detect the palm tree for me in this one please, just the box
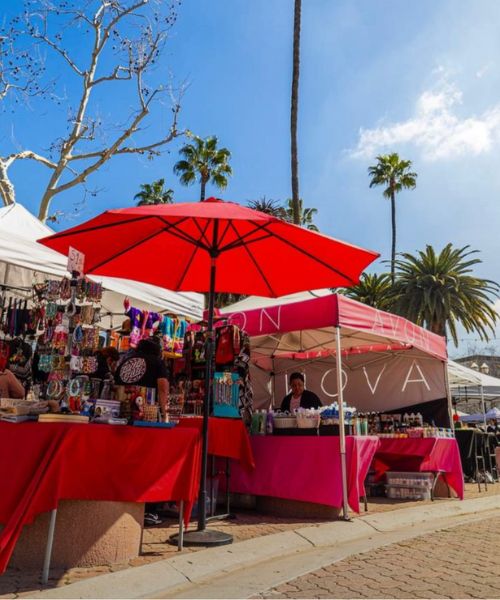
[247,198,287,219]
[285,198,319,231]
[134,179,174,206]
[341,272,394,311]
[173,135,232,201]
[368,153,417,283]
[392,244,499,346]
[290,0,302,225]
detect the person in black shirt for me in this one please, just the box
[94,347,120,380]
[487,419,499,434]
[280,372,322,412]
[115,337,169,420]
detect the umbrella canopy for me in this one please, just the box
[38,198,379,296]
[38,197,379,541]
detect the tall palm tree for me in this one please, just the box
[290,0,302,225]
[134,179,174,206]
[368,153,417,283]
[247,198,287,219]
[285,198,319,231]
[341,272,394,311]
[173,135,232,201]
[392,244,499,346]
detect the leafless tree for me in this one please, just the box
[0,0,185,222]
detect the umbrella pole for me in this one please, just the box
[336,327,350,521]
[170,252,233,547]
[197,258,217,532]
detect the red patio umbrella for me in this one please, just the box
[39,198,379,544]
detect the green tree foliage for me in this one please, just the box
[247,198,287,219]
[285,198,319,231]
[392,244,499,346]
[368,153,417,282]
[246,197,319,230]
[173,135,232,201]
[341,272,394,311]
[134,179,174,206]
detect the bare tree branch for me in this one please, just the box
[31,31,84,77]
[5,151,57,169]
[0,0,184,222]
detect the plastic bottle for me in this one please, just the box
[258,410,267,435]
[266,410,274,435]
[361,415,368,435]
[251,412,260,435]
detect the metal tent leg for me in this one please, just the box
[41,508,58,585]
[177,501,184,551]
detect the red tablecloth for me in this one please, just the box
[372,437,464,499]
[0,422,201,574]
[177,417,255,470]
[229,435,379,513]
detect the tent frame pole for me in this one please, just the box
[443,361,454,432]
[481,385,487,429]
[335,326,350,521]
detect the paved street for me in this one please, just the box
[259,515,500,599]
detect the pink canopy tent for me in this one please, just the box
[221,293,451,518]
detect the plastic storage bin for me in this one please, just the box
[385,471,433,488]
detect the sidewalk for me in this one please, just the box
[2,483,500,599]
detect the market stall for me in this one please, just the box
[230,435,379,513]
[38,197,379,546]
[0,421,202,574]
[222,293,461,515]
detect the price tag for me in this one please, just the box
[67,246,85,275]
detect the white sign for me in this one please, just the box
[67,246,85,275]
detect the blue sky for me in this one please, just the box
[2,0,500,356]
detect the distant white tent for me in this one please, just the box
[448,360,500,401]
[448,360,500,426]
[0,203,204,324]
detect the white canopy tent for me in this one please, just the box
[448,360,500,426]
[0,203,204,325]
[448,360,500,400]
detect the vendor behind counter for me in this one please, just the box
[280,372,322,412]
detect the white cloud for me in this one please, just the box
[476,63,493,79]
[349,80,500,161]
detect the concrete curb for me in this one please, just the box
[32,494,500,599]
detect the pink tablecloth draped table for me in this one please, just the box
[372,437,464,499]
[229,435,380,513]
